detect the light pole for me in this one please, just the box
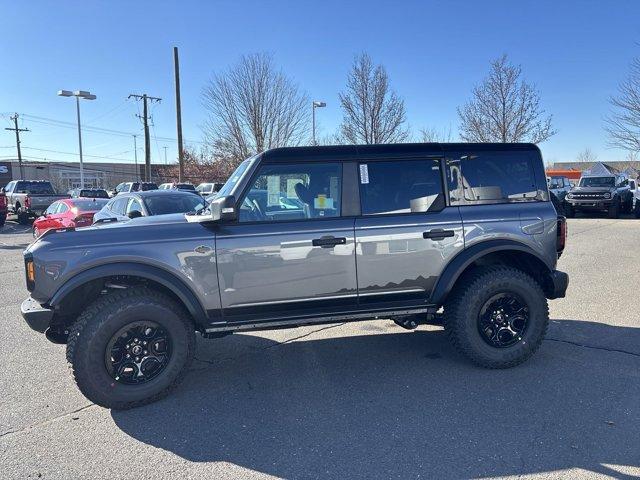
[58,90,96,188]
[312,101,326,145]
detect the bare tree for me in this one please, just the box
[419,125,453,143]
[339,53,408,144]
[202,53,310,163]
[457,54,556,144]
[605,57,640,154]
[576,147,598,163]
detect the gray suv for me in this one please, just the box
[21,143,568,409]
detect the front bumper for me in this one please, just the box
[21,296,54,333]
[546,270,569,299]
[566,198,612,210]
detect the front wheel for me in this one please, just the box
[443,266,549,369]
[66,287,195,409]
[607,200,620,219]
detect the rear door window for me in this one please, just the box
[359,159,445,215]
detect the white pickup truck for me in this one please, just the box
[3,180,69,224]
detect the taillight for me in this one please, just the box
[24,254,35,291]
[557,216,567,255]
[24,196,31,208]
[0,195,6,208]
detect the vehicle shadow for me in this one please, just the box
[112,320,640,479]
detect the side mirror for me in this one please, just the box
[127,210,143,219]
[210,195,237,222]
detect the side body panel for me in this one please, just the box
[354,208,464,307]
[214,219,358,322]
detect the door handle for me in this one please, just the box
[423,229,455,241]
[312,236,347,248]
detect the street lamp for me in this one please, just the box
[58,89,96,188]
[312,101,326,145]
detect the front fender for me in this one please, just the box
[48,262,209,327]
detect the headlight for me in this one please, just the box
[566,193,573,199]
[603,192,611,199]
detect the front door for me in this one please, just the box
[216,161,357,323]
[354,158,464,308]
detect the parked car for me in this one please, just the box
[21,143,568,409]
[32,198,109,238]
[547,176,571,203]
[628,178,640,218]
[110,182,158,197]
[93,189,207,223]
[196,182,225,197]
[158,182,198,193]
[0,188,7,227]
[4,180,69,224]
[68,188,110,199]
[565,173,632,218]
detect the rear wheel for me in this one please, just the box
[635,201,640,219]
[66,287,195,409]
[443,266,549,368]
[0,213,5,227]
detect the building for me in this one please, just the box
[0,159,174,191]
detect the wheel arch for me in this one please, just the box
[49,262,209,329]
[430,240,555,306]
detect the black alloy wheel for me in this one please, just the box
[478,293,529,348]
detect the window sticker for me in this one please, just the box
[314,194,334,209]
[360,164,369,184]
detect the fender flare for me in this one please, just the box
[48,262,209,327]
[429,240,553,306]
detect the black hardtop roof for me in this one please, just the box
[259,143,540,162]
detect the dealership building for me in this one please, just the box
[0,159,172,191]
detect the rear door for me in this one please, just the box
[354,158,464,308]
[215,160,358,323]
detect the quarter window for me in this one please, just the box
[239,163,342,222]
[359,159,445,215]
[448,152,539,204]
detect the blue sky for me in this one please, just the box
[1,0,639,166]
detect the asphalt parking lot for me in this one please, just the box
[1,217,639,479]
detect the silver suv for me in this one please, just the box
[21,143,568,409]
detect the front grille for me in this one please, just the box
[571,192,607,199]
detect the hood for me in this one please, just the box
[26,212,204,254]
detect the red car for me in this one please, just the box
[32,198,109,238]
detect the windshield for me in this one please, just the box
[71,199,109,211]
[16,181,55,194]
[579,177,615,188]
[79,189,109,198]
[215,158,253,199]
[143,194,207,216]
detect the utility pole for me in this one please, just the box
[132,135,139,180]
[5,113,29,179]
[128,93,161,181]
[173,46,184,182]
[163,146,168,165]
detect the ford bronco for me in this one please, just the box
[21,143,568,409]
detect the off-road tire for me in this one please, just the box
[607,199,620,219]
[0,213,5,227]
[66,286,195,409]
[635,202,640,219]
[443,266,549,369]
